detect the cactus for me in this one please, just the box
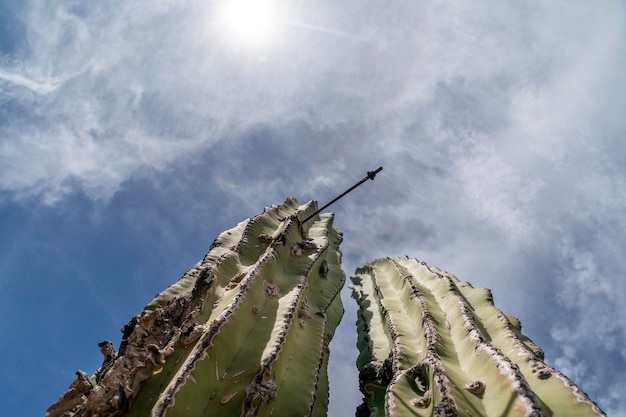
[47,199,608,417]
[46,198,345,417]
[351,256,606,417]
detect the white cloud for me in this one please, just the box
[0,67,64,94]
[3,0,624,204]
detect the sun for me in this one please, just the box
[218,0,279,45]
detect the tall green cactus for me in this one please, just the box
[47,198,345,417]
[351,257,605,417]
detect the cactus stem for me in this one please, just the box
[352,257,606,417]
[47,198,345,417]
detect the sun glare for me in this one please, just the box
[219,0,279,45]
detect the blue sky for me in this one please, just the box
[1,0,625,415]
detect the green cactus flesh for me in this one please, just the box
[47,198,345,417]
[351,257,606,417]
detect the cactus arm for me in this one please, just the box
[47,198,345,417]
[352,257,606,417]
[161,212,344,417]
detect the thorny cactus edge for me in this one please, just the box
[47,198,345,417]
[351,257,606,417]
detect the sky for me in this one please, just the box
[1,0,625,415]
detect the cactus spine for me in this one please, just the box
[351,257,606,417]
[47,198,345,417]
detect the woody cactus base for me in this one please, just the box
[351,257,605,417]
[47,198,345,417]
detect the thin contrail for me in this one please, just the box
[282,20,364,42]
